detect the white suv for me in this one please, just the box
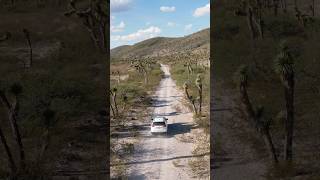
[151,117,168,134]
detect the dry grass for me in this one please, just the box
[188,131,210,179]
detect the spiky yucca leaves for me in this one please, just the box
[274,41,295,161]
[233,64,250,87]
[274,42,294,87]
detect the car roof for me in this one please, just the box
[152,117,166,122]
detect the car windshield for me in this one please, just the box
[153,122,166,126]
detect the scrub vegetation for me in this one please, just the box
[0,0,107,179]
[213,0,320,178]
[110,59,162,179]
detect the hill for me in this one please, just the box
[111,28,209,59]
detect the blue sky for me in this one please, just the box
[110,0,210,49]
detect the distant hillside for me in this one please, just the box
[111,28,209,59]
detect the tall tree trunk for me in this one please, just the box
[184,84,197,115]
[262,127,279,163]
[113,93,118,116]
[0,126,17,177]
[82,16,101,50]
[273,0,279,16]
[99,22,107,52]
[10,95,26,169]
[198,87,202,113]
[184,87,190,100]
[23,29,32,68]
[240,82,256,125]
[283,73,295,161]
[311,0,315,16]
[239,80,278,163]
[110,100,115,117]
[247,7,257,39]
[191,99,198,115]
[0,92,26,169]
[282,0,287,13]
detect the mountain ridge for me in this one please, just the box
[111,28,209,59]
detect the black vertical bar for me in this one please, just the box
[106,0,111,178]
[210,0,214,179]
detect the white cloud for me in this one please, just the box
[160,6,176,12]
[167,22,176,27]
[111,0,132,12]
[193,3,210,17]
[111,15,115,24]
[185,24,193,31]
[111,21,126,32]
[111,26,161,42]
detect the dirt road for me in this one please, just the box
[127,64,201,180]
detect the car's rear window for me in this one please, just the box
[153,122,166,126]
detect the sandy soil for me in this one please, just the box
[126,64,203,180]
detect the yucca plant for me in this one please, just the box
[183,81,198,115]
[0,82,17,178]
[109,90,116,118]
[65,0,108,52]
[9,83,26,169]
[110,88,119,117]
[195,74,203,114]
[0,82,26,172]
[274,41,295,161]
[0,125,17,178]
[234,65,278,163]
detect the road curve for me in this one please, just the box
[128,64,198,180]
